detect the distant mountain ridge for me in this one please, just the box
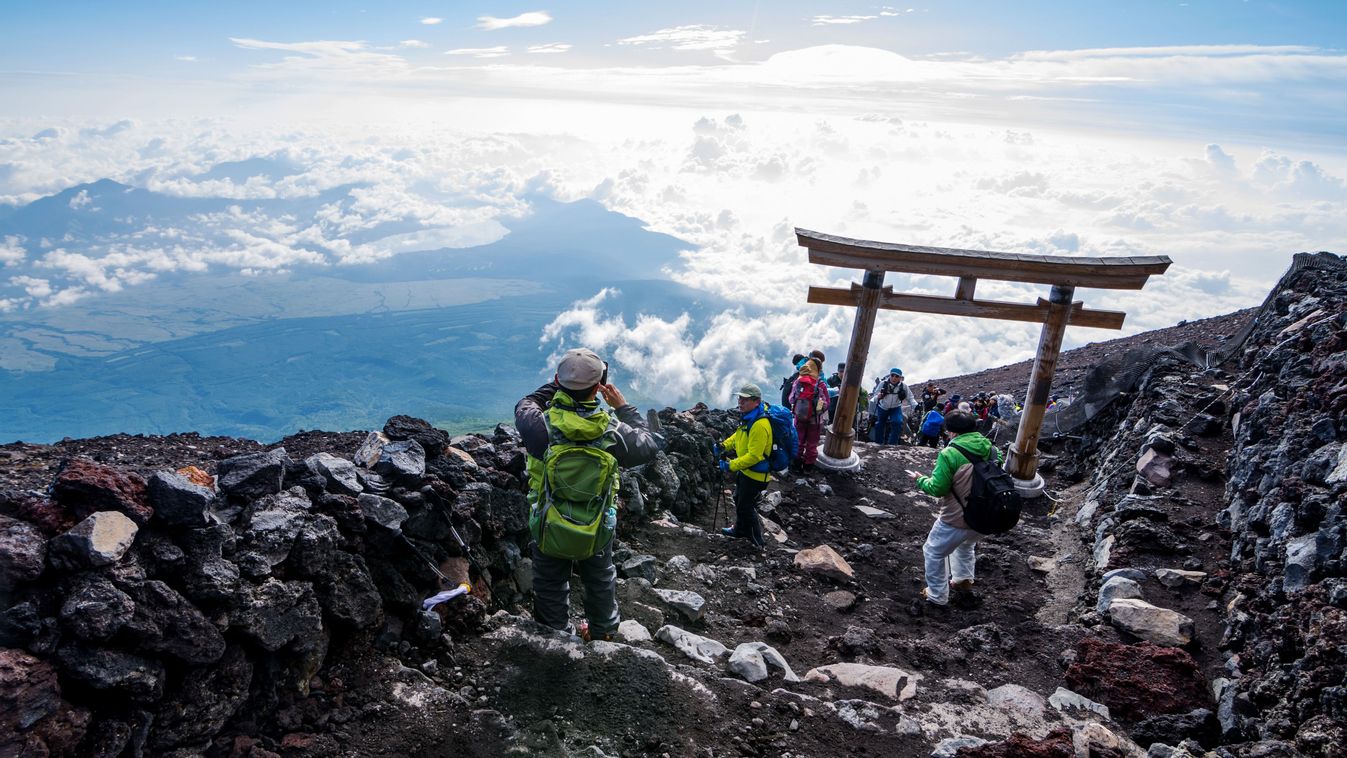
[0,177,711,443]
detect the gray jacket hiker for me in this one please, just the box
[514,348,658,640]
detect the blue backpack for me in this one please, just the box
[921,410,945,437]
[762,403,799,472]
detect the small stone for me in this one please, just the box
[0,515,47,587]
[794,544,855,582]
[1155,568,1206,588]
[617,620,652,643]
[652,588,706,622]
[655,625,729,664]
[1027,556,1056,573]
[803,662,920,701]
[728,641,799,683]
[619,554,658,583]
[823,590,857,612]
[1049,686,1110,719]
[1097,575,1143,614]
[374,439,426,480]
[304,453,363,496]
[854,505,895,520]
[1136,448,1173,488]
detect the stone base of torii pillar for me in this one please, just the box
[815,446,861,471]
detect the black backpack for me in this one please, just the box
[947,442,1022,534]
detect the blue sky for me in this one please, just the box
[4,1,1345,69]
[2,2,1346,388]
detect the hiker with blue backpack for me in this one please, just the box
[718,383,797,549]
[906,410,1021,609]
[514,348,660,641]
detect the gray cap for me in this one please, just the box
[557,348,605,390]
[736,383,763,399]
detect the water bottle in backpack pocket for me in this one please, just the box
[530,442,620,560]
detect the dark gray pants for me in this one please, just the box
[733,473,768,547]
[531,540,619,636]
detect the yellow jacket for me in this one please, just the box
[722,409,773,483]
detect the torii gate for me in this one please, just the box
[797,229,1171,491]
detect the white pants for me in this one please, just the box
[923,519,980,605]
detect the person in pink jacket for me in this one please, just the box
[789,354,829,473]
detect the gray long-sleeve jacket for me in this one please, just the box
[513,382,660,467]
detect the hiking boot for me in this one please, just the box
[949,579,975,593]
[578,623,614,643]
[720,526,738,539]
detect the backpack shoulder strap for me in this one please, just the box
[947,442,988,463]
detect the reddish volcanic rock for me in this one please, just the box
[51,458,153,525]
[0,648,90,756]
[956,728,1076,757]
[1063,637,1210,722]
[0,493,75,537]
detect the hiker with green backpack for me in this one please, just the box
[906,410,1021,608]
[514,348,660,641]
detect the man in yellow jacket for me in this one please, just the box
[719,383,773,549]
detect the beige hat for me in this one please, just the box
[736,383,763,400]
[557,348,606,390]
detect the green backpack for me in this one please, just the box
[529,404,620,560]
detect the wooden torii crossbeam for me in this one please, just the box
[798,228,1171,485]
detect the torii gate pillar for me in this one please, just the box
[1004,284,1075,493]
[817,270,884,470]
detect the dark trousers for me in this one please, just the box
[531,540,619,636]
[732,473,769,547]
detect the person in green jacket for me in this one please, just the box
[719,383,773,549]
[907,410,1000,606]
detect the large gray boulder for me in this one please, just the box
[48,511,139,570]
[358,493,409,533]
[305,453,364,496]
[233,579,324,652]
[60,576,135,642]
[374,439,426,480]
[1107,598,1194,646]
[147,471,215,527]
[217,449,290,499]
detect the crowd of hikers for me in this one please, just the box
[514,346,1030,640]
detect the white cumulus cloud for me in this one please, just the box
[477,11,553,31]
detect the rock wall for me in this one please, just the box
[1049,252,1347,756]
[1216,256,1347,751]
[0,408,728,755]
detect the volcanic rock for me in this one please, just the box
[655,625,728,664]
[619,554,658,582]
[56,645,166,702]
[59,576,135,642]
[1063,638,1209,722]
[1136,448,1173,487]
[803,662,921,701]
[383,416,451,459]
[147,471,214,527]
[52,458,153,524]
[47,511,139,570]
[358,493,409,533]
[823,590,857,612]
[617,620,651,643]
[652,588,705,622]
[304,453,363,496]
[728,641,799,683]
[374,439,426,480]
[124,580,227,665]
[1096,575,1143,614]
[794,544,855,582]
[1156,568,1207,588]
[0,514,47,587]
[1107,598,1194,646]
[234,579,323,652]
[217,449,289,499]
[1048,687,1110,720]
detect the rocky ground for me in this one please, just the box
[1,254,1343,757]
